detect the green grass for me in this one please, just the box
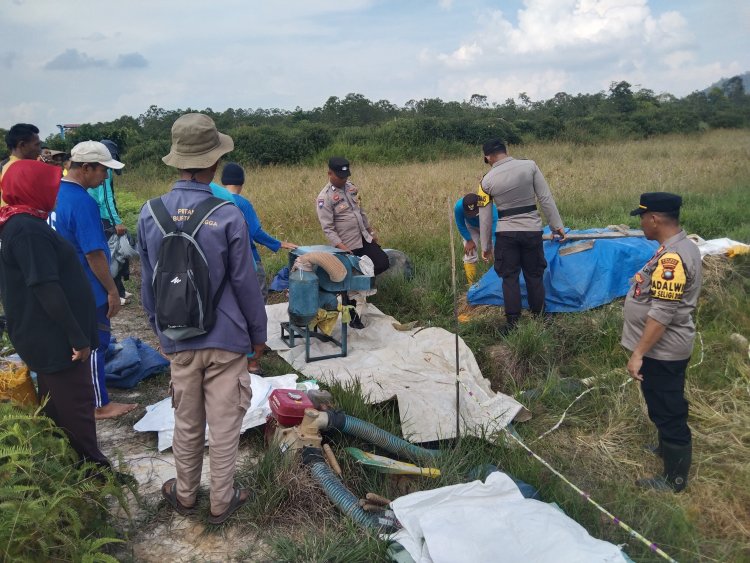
[102,130,750,561]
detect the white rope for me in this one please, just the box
[689,331,704,370]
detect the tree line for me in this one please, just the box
[4,77,749,167]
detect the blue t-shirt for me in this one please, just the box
[210,183,281,263]
[50,179,111,307]
[454,199,498,245]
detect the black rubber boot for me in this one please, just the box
[349,311,365,330]
[499,314,520,336]
[636,440,691,493]
[643,435,663,458]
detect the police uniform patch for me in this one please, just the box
[650,252,686,301]
[317,198,324,208]
[477,184,491,207]
[333,194,341,202]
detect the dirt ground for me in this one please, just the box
[102,262,268,562]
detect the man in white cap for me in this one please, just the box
[50,140,137,419]
[137,113,267,525]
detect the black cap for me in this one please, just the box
[462,193,480,217]
[482,138,506,156]
[328,156,351,178]
[221,162,245,186]
[630,192,683,216]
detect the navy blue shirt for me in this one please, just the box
[50,179,111,307]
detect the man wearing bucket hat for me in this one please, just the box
[622,192,702,493]
[137,113,267,524]
[51,140,137,420]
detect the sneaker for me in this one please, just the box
[124,291,133,299]
[120,297,128,306]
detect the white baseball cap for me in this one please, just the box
[70,140,124,169]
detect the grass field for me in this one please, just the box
[110,129,750,561]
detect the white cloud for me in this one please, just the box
[437,0,691,62]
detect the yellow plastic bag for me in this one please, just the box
[0,361,37,406]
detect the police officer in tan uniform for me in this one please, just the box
[316,157,389,328]
[622,192,701,492]
[478,139,566,332]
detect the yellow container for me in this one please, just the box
[0,362,37,406]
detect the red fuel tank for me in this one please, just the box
[269,389,314,426]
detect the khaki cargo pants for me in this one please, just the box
[168,348,251,515]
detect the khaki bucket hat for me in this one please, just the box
[162,113,234,169]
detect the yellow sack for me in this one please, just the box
[0,361,37,406]
[308,308,340,336]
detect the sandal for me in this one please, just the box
[208,486,249,525]
[161,478,196,516]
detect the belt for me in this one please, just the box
[497,204,537,218]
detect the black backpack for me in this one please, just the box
[146,196,230,341]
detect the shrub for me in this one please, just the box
[0,402,124,562]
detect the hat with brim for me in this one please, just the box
[70,140,124,169]
[630,192,682,216]
[162,113,234,169]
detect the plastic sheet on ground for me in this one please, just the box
[133,373,300,451]
[266,303,529,444]
[388,471,627,563]
[467,228,659,313]
[689,236,750,258]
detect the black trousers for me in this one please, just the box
[493,231,547,317]
[353,238,390,276]
[37,361,111,467]
[640,356,691,446]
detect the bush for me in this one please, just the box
[0,402,124,562]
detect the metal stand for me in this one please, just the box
[280,320,348,363]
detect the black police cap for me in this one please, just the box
[328,156,351,178]
[630,192,682,216]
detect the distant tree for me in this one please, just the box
[723,76,746,103]
[469,94,488,108]
[609,81,636,113]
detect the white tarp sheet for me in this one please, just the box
[691,236,749,258]
[389,471,627,563]
[266,303,529,443]
[134,373,299,451]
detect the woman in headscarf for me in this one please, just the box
[0,160,110,467]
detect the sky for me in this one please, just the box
[1,0,748,138]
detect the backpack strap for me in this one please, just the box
[185,197,232,310]
[146,197,178,235]
[184,197,230,238]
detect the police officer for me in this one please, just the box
[623,192,701,492]
[478,139,566,332]
[316,157,389,328]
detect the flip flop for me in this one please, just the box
[208,486,249,525]
[161,478,196,516]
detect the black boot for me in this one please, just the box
[643,435,663,458]
[499,314,520,336]
[349,310,365,330]
[636,440,691,493]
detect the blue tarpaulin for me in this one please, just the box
[467,228,659,313]
[104,337,169,389]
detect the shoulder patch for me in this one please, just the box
[317,198,325,208]
[477,184,491,207]
[650,252,687,301]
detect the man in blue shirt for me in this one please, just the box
[50,141,137,420]
[455,193,497,285]
[219,163,297,301]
